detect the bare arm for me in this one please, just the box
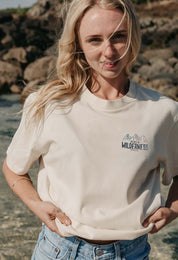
[143,176,178,234]
[2,158,71,236]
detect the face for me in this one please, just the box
[78,6,130,85]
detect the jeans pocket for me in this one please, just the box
[38,233,70,260]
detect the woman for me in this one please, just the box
[3,0,178,259]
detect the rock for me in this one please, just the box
[44,42,58,56]
[150,78,173,90]
[18,17,55,50]
[143,48,174,61]
[24,56,57,82]
[27,0,62,17]
[0,27,6,41]
[38,0,51,8]
[26,45,43,63]
[1,35,14,49]
[174,63,178,73]
[0,61,22,91]
[3,47,27,63]
[0,12,13,23]
[138,59,174,80]
[158,86,178,101]
[168,57,177,67]
[139,17,155,29]
[10,84,22,94]
[149,59,174,79]
[137,65,151,78]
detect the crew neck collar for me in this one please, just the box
[80,79,137,112]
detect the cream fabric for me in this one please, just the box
[7,80,178,240]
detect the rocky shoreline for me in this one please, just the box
[0,0,178,100]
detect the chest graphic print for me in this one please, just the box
[122,134,149,151]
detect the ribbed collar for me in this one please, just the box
[80,80,137,112]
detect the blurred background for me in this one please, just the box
[0,0,178,259]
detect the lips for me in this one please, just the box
[102,60,118,68]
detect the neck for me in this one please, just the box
[88,75,129,100]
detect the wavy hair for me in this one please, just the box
[26,0,141,121]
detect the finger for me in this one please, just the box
[44,218,59,233]
[149,218,166,234]
[56,209,72,226]
[143,208,163,227]
[44,215,67,238]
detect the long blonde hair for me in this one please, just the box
[26,0,141,121]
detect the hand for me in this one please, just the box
[31,201,72,237]
[143,207,178,234]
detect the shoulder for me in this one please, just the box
[133,81,178,121]
[23,91,38,107]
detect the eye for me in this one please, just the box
[111,33,127,43]
[87,37,102,44]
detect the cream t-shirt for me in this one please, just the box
[6,80,178,240]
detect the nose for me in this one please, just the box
[103,40,115,58]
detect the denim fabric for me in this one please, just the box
[31,225,151,260]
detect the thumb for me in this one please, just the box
[56,209,72,226]
[143,215,155,227]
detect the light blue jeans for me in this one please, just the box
[31,225,151,260]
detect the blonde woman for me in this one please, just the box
[3,0,178,259]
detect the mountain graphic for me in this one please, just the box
[123,134,148,144]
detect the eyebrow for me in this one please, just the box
[85,30,127,40]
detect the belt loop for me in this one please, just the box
[114,242,121,260]
[69,237,80,260]
[93,246,97,259]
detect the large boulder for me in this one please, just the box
[24,56,57,82]
[0,61,22,92]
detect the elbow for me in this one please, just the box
[2,157,9,178]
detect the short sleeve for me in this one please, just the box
[6,93,42,175]
[162,117,178,185]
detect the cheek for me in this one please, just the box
[83,49,99,64]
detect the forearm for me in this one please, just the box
[2,157,71,234]
[165,175,178,217]
[2,158,42,211]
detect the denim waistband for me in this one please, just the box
[43,224,148,253]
